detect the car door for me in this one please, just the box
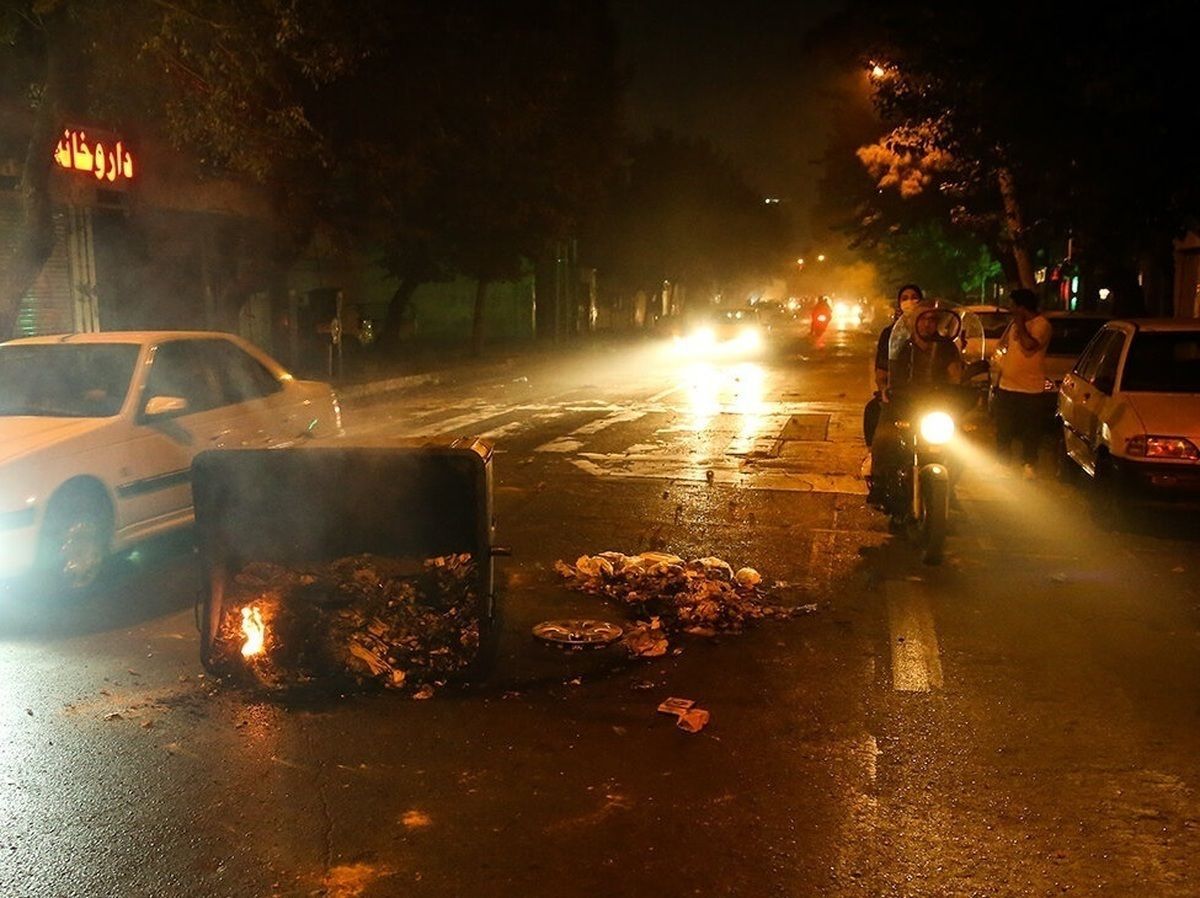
[114,339,230,534]
[1069,330,1126,471]
[202,338,316,446]
[1059,329,1111,465]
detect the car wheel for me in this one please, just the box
[37,488,113,598]
[1089,456,1127,530]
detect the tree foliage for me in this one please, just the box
[817,0,1200,306]
[588,130,788,303]
[1,0,621,347]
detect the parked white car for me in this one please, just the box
[1058,319,1200,507]
[957,304,1012,364]
[0,331,342,594]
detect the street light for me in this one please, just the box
[817,254,826,263]
[796,257,805,266]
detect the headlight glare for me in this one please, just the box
[919,411,955,445]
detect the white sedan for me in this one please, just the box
[0,331,342,595]
[1058,319,1200,508]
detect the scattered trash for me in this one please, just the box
[734,567,762,588]
[413,685,435,701]
[532,619,623,648]
[675,708,710,734]
[1049,573,1068,584]
[657,697,695,716]
[622,619,670,657]
[24,709,32,717]
[209,554,481,695]
[402,810,432,829]
[103,713,123,722]
[556,551,801,657]
[567,677,583,687]
[655,696,710,734]
[1172,566,1186,574]
[141,720,154,729]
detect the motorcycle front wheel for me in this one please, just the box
[918,475,948,565]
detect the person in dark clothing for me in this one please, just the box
[863,283,923,444]
[868,302,965,504]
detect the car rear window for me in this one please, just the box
[1121,332,1200,393]
[0,344,139,417]
[1049,318,1107,356]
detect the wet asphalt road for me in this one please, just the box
[2,328,1199,897]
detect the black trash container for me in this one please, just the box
[191,439,499,673]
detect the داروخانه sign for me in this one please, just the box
[53,128,134,183]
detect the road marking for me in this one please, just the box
[535,409,647,452]
[885,580,944,692]
[647,384,683,403]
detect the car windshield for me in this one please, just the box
[0,344,140,417]
[1049,317,1107,356]
[1121,332,1200,393]
[977,312,1011,337]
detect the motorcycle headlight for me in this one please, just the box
[919,411,955,445]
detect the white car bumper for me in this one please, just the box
[0,510,38,579]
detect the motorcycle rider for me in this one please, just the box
[811,295,833,336]
[867,301,964,505]
[863,283,924,445]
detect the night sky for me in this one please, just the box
[611,0,853,232]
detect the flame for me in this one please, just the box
[240,605,266,658]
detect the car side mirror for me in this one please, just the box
[144,395,189,418]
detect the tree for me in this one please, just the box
[819,1,1200,310]
[297,1,621,354]
[0,0,356,336]
[589,130,788,308]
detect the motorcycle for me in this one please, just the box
[868,392,960,564]
[867,307,971,565]
[811,303,831,338]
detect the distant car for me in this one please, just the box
[1058,319,1200,508]
[0,331,342,595]
[989,312,1110,424]
[674,306,767,357]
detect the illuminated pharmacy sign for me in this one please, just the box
[53,128,135,183]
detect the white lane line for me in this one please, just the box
[885,580,944,693]
[535,409,647,452]
[574,408,646,435]
[537,437,585,454]
[477,420,528,441]
[647,385,684,403]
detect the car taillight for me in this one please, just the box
[1126,435,1200,460]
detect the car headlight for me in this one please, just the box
[919,411,955,445]
[675,327,717,356]
[738,328,763,349]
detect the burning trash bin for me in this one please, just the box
[192,439,503,691]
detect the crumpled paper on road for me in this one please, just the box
[555,551,798,657]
